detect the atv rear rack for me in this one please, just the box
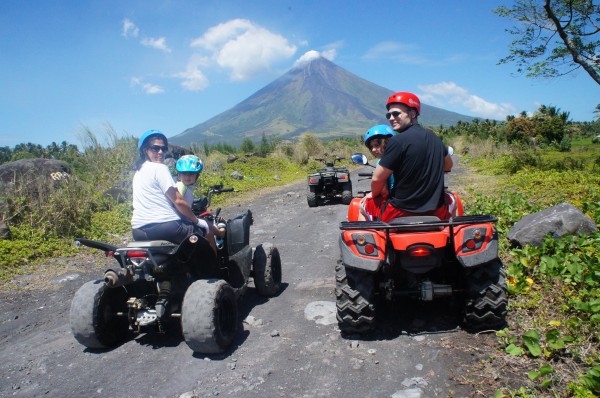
[340,214,498,231]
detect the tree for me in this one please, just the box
[495,0,600,85]
[240,138,255,153]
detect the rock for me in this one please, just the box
[103,187,129,203]
[0,220,10,240]
[227,155,238,163]
[230,171,244,180]
[0,158,72,188]
[507,203,598,247]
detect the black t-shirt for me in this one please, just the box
[379,124,447,212]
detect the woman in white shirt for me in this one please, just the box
[131,130,211,245]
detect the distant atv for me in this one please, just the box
[70,184,282,354]
[336,154,507,334]
[307,157,352,207]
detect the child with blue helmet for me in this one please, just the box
[175,154,204,206]
[363,124,395,191]
[176,154,226,249]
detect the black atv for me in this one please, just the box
[69,185,282,354]
[307,157,352,207]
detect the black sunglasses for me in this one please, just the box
[386,111,402,120]
[149,145,168,153]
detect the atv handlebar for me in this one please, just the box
[358,172,373,177]
[192,185,236,214]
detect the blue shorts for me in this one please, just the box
[132,220,205,244]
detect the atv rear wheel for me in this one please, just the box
[70,280,129,349]
[253,243,282,296]
[307,186,318,207]
[335,263,376,333]
[341,182,353,205]
[462,259,508,331]
[182,279,238,354]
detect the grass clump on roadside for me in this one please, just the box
[460,138,600,398]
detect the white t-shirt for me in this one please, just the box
[176,181,194,207]
[131,161,180,229]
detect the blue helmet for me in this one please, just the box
[138,130,168,155]
[176,155,203,173]
[363,124,394,148]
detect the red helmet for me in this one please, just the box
[386,92,420,115]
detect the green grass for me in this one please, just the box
[460,138,599,398]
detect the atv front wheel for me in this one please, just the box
[341,182,353,205]
[70,280,129,349]
[335,263,376,333]
[307,186,318,207]
[462,259,508,331]
[182,279,238,354]
[253,243,282,296]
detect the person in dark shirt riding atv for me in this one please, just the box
[361,92,453,222]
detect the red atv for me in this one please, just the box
[336,154,507,333]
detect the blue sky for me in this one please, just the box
[1,0,598,147]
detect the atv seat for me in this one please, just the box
[127,240,176,248]
[388,216,444,232]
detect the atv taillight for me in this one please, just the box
[308,177,319,184]
[461,227,487,253]
[126,250,147,258]
[351,233,379,257]
[408,245,433,257]
[338,175,348,181]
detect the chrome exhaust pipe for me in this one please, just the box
[104,269,132,287]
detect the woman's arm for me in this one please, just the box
[165,186,200,223]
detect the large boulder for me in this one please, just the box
[507,203,598,247]
[0,158,72,189]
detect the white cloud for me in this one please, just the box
[140,37,171,53]
[321,49,337,61]
[176,56,210,91]
[130,77,164,94]
[293,49,337,68]
[122,19,139,38]
[362,41,426,65]
[418,82,517,120]
[190,18,297,81]
[294,50,321,66]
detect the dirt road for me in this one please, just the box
[0,166,498,398]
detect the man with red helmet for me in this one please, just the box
[360,92,453,222]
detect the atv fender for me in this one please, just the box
[227,245,252,291]
[227,210,253,256]
[347,197,362,222]
[338,235,382,272]
[453,224,499,267]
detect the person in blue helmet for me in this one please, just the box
[175,154,226,251]
[363,124,395,191]
[175,154,204,206]
[359,124,395,221]
[131,130,214,249]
